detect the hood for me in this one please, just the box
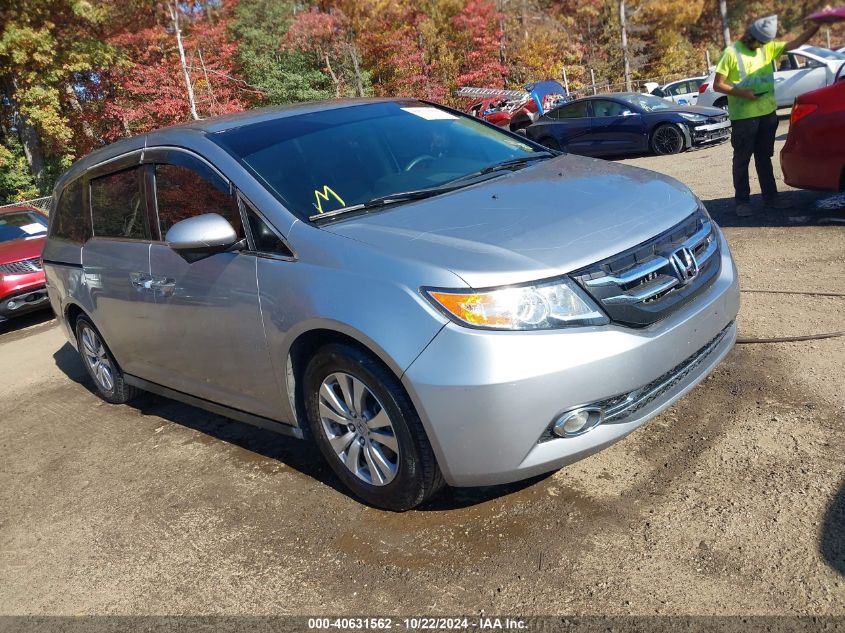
[664,105,726,117]
[0,236,46,267]
[322,155,701,288]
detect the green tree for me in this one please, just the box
[231,0,335,103]
[0,0,117,193]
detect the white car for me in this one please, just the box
[697,45,845,109]
[650,76,707,106]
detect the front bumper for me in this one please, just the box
[0,272,49,322]
[691,121,731,145]
[402,229,740,487]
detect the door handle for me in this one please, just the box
[150,277,176,297]
[130,272,154,290]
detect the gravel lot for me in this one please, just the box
[1,116,843,616]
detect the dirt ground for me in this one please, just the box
[1,116,843,617]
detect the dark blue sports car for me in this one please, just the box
[525,92,730,157]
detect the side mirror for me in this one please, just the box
[165,213,239,253]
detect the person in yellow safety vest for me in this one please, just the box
[713,14,823,217]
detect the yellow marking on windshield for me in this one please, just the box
[313,186,345,214]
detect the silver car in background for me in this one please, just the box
[43,99,739,510]
[698,45,845,109]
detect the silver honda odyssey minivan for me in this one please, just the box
[43,99,740,510]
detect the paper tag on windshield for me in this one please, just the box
[401,107,458,120]
[20,223,46,235]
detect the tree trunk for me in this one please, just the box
[169,1,200,120]
[347,42,365,97]
[719,0,731,47]
[64,83,96,147]
[1,77,48,191]
[324,52,341,98]
[619,0,632,92]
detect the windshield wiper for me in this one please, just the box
[309,184,468,222]
[478,151,556,174]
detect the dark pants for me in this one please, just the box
[730,111,779,203]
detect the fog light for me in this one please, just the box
[7,300,18,310]
[552,407,604,437]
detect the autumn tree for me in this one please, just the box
[451,0,508,88]
[0,0,117,191]
[103,1,249,140]
[280,8,369,98]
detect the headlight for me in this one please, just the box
[424,277,608,330]
[678,112,707,122]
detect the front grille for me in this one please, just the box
[0,257,42,275]
[539,322,733,442]
[571,210,720,327]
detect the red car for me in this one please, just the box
[781,78,845,191]
[0,205,50,323]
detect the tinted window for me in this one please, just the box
[0,210,47,243]
[211,101,541,220]
[90,168,148,239]
[246,209,292,256]
[668,82,690,96]
[801,46,845,60]
[618,94,671,112]
[591,100,628,117]
[51,179,88,243]
[549,101,590,119]
[154,162,238,237]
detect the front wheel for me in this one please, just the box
[304,344,444,511]
[650,124,685,155]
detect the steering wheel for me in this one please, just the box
[404,154,435,172]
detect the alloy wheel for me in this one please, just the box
[653,126,684,155]
[318,372,399,486]
[80,325,115,393]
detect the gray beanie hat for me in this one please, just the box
[748,14,778,43]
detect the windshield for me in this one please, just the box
[618,94,673,112]
[212,101,541,220]
[0,211,47,243]
[802,46,845,60]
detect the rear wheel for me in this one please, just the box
[650,124,685,155]
[75,316,139,404]
[304,343,444,511]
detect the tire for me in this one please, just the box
[75,316,139,404]
[540,137,561,151]
[303,343,444,511]
[650,124,685,155]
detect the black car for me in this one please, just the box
[525,92,730,157]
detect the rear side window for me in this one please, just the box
[548,101,590,119]
[50,179,89,243]
[154,162,239,237]
[90,167,148,239]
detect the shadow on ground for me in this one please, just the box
[0,310,54,338]
[701,190,845,228]
[822,480,845,577]
[52,342,540,511]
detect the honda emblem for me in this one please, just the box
[670,247,699,285]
